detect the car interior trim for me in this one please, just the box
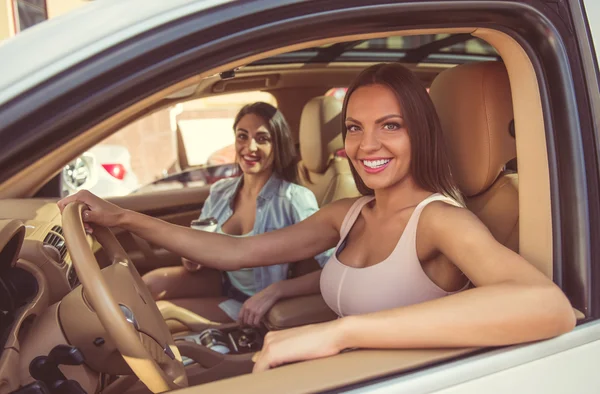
[342,320,600,394]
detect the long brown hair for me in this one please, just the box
[233,102,299,184]
[341,63,463,204]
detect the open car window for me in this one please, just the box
[60,91,276,198]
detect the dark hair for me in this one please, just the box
[233,102,299,184]
[341,63,463,204]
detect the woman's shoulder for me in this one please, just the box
[270,181,319,215]
[278,180,316,200]
[418,197,476,237]
[420,193,466,216]
[276,181,360,207]
[416,197,498,259]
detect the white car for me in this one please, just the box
[61,145,140,197]
[0,1,599,394]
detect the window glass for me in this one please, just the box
[321,34,497,56]
[60,91,276,198]
[14,0,47,32]
[325,87,347,102]
[178,91,277,167]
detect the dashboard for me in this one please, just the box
[0,241,38,351]
[0,201,97,394]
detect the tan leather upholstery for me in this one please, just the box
[298,96,360,206]
[430,62,519,252]
[468,174,519,252]
[474,29,551,278]
[299,160,359,207]
[159,298,233,324]
[265,294,337,330]
[430,62,516,196]
[300,96,344,173]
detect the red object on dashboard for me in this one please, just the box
[102,164,126,180]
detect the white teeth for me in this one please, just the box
[363,159,390,168]
[244,155,259,161]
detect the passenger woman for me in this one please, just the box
[141,102,330,325]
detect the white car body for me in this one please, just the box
[0,0,598,393]
[61,145,139,198]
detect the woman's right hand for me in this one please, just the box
[57,190,128,231]
[181,257,202,272]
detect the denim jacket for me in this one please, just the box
[199,175,332,292]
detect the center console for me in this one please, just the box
[164,295,338,386]
[176,325,265,366]
[172,325,263,386]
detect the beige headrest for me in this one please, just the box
[429,62,516,197]
[299,96,344,173]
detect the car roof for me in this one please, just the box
[251,34,499,66]
[0,0,504,109]
[0,0,232,107]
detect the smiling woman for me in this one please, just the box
[233,102,299,183]
[141,102,332,327]
[343,64,462,205]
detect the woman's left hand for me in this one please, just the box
[252,319,344,372]
[238,284,282,327]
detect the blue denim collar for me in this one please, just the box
[228,174,284,208]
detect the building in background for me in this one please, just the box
[1,0,90,40]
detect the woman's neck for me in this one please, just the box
[239,170,273,199]
[372,176,433,216]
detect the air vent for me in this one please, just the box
[43,226,67,264]
[68,266,79,288]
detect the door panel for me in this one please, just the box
[350,321,600,394]
[107,185,209,274]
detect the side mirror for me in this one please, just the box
[61,155,94,197]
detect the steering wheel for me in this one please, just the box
[62,202,188,393]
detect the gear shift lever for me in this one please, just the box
[48,345,85,366]
[29,345,86,394]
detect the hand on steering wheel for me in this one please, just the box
[58,190,127,233]
[60,202,188,393]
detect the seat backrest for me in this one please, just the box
[430,62,519,252]
[298,96,360,207]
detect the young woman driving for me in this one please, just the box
[58,63,575,373]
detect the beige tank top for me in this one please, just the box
[320,193,467,317]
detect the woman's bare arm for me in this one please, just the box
[337,203,575,347]
[253,203,576,371]
[58,190,350,271]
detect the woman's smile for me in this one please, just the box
[235,113,274,175]
[344,84,412,191]
[242,154,261,166]
[360,158,393,173]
